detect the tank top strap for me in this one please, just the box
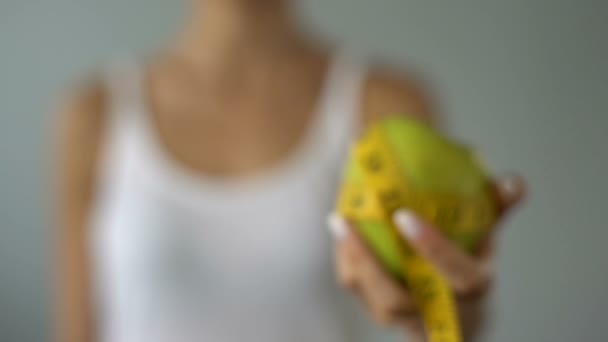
[96,58,154,187]
[102,56,148,127]
[316,49,368,158]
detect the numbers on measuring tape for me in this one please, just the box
[346,187,493,232]
[379,188,403,212]
[412,275,439,303]
[349,194,364,210]
[431,320,448,334]
[364,152,384,173]
[431,320,457,342]
[356,145,494,233]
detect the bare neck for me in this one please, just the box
[175,1,306,70]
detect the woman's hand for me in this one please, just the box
[328,174,526,341]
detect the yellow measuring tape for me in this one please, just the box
[336,116,497,342]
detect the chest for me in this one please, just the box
[145,62,326,178]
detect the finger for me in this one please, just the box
[358,263,418,326]
[328,213,418,325]
[342,223,418,324]
[328,213,397,283]
[327,213,357,288]
[475,235,496,262]
[393,209,490,295]
[493,173,526,215]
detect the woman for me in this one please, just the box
[54,0,525,341]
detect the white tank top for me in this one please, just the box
[90,51,369,342]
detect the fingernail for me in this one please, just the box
[393,209,421,240]
[499,174,520,197]
[327,212,348,240]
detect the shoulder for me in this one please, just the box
[56,74,108,147]
[54,74,110,185]
[362,62,439,127]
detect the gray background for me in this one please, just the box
[1,0,607,341]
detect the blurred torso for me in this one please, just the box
[91,48,367,342]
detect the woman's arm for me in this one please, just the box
[53,79,106,342]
